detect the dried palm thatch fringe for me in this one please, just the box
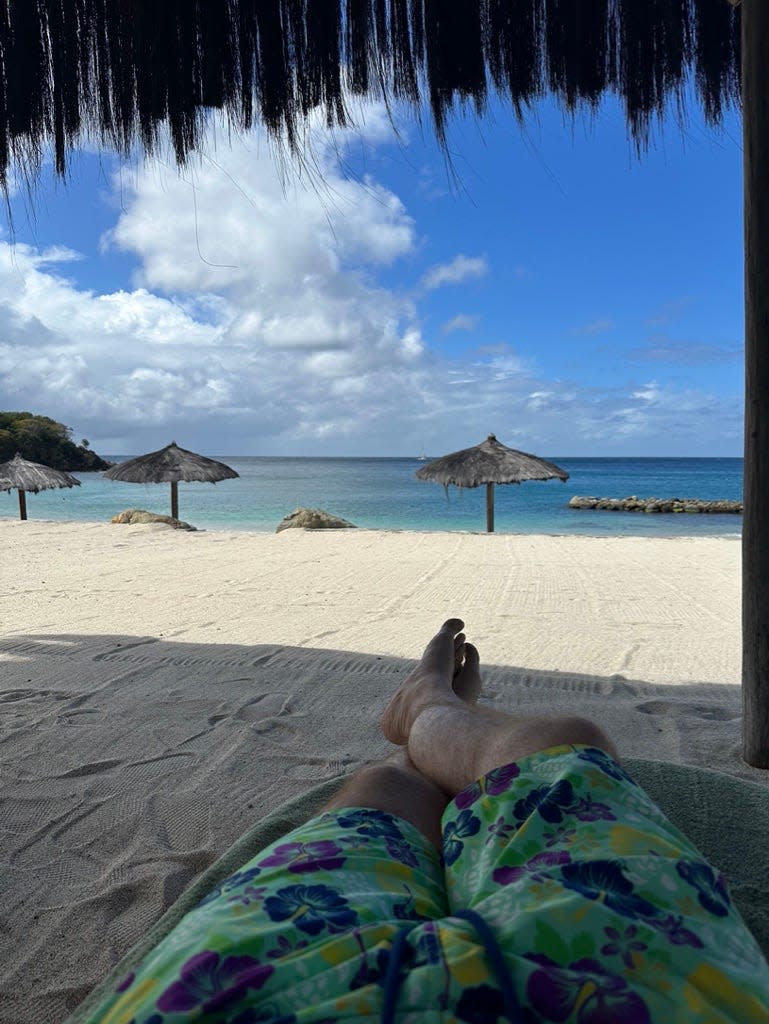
[0,0,741,193]
[103,442,239,485]
[416,434,569,491]
[0,452,81,493]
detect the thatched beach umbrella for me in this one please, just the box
[103,442,239,521]
[0,453,81,520]
[417,434,568,534]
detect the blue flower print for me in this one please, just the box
[526,954,651,1023]
[264,883,358,935]
[456,983,509,1022]
[493,850,571,887]
[576,747,637,784]
[676,861,731,917]
[443,810,482,866]
[156,951,273,1014]
[385,836,419,867]
[600,925,648,968]
[560,860,660,921]
[349,947,391,991]
[198,865,263,908]
[335,808,404,840]
[259,840,346,874]
[513,780,578,825]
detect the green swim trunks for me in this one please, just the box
[88,745,769,1022]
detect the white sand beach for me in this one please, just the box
[0,520,762,1022]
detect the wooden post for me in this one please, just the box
[171,481,179,520]
[742,0,769,767]
[486,482,494,533]
[18,489,26,520]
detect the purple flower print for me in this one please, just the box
[265,933,309,959]
[259,840,346,874]
[156,950,273,1014]
[455,781,482,810]
[493,850,571,887]
[650,913,704,949]
[228,884,267,907]
[335,808,404,840]
[443,810,482,866]
[544,826,576,849]
[485,762,521,795]
[560,860,659,921]
[455,763,520,811]
[576,747,637,785]
[676,861,731,918]
[600,925,648,968]
[526,954,651,1023]
[115,972,134,993]
[264,883,358,935]
[572,796,616,823]
[486,815,516,845]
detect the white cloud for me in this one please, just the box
[442,313,480,334]
[421,255,488,291]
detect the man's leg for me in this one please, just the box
[382,617,617,795]
[322,630,475,848]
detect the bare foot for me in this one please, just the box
[453,642,482,704]
[381,619,467,745]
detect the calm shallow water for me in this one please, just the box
[0,456,743,537]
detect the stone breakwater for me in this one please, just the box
[569,496,742,514]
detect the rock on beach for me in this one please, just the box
[111,508,197,530]
[276,507,357,532]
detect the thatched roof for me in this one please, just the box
[103,442,238,484]
[416,433,569,489]
[0,453,81,492]
[0,1,741,192]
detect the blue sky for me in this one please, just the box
[0,93,744,457]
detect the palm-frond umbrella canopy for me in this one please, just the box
[103,442,239,521]
[417,434,568,534]
[0,453,81,520]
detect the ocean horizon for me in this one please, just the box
[0,455,743,538]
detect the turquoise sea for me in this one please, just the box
[0,456,743,537]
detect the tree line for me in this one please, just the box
[0,412,111,470]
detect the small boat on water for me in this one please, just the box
[416,451,428,462]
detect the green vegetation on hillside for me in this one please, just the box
[0,412,111,470]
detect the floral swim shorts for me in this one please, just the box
[89,745,769,1023]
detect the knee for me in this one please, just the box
[551,715,618,758]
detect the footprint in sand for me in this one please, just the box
[636,700,740,721]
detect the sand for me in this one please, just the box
[0,520,762,1022]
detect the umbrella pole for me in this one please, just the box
[742,0,769,768]
[18,489,26,520]
[171,481,179,520]
[486,483,495,533]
